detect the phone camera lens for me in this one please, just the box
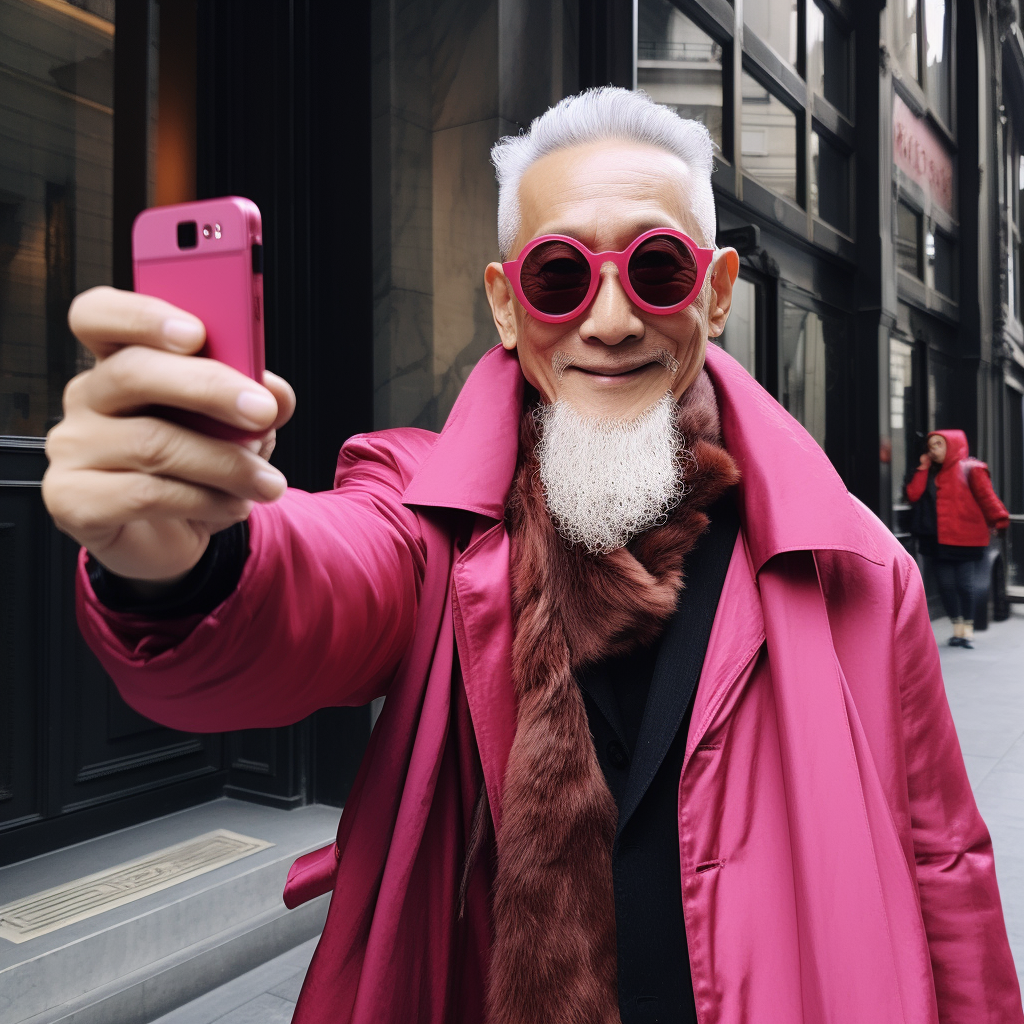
[176,221,198,249]
[202,224,212,239]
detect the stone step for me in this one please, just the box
[0,799,339,1024]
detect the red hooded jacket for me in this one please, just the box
[906,429,1010,546]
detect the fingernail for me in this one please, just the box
[163,318,205,349]
[255,468,287,499]
[236,390,276,426]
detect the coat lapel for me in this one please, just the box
[451,520,516,833]
[685,525,766,770]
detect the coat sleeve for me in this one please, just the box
[905,466,929,503]
[967,465,1011,529]
[893,557,1023,1020]
[75,433,431,732]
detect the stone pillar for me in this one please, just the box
[373,0,579,430]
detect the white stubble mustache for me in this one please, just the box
[551,348,681,381]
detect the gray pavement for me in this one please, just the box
[153,608,1024,1023]
[935,605,1024,989]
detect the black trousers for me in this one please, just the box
[930,556,980,621]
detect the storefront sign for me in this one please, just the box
[892,95,954,214]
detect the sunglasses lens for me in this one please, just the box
[519,240,591,316]
[628,235,699,308]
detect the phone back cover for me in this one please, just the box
[132,197,264,381]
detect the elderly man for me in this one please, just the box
[43,89,1021,1024]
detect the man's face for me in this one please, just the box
[485,141,738,420]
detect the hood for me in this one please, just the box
[929,429,969,468]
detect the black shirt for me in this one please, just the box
[577,495,740,1024]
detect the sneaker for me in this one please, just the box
[960,637,974,649]
[948,636,964,647]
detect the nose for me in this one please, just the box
[578,264,644,346]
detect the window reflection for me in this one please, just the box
[0,0,114,436]
[780,302,831,450]
[896,201,923,279]
[807,1,851,116]
[893,0,920,82]
[741,72,799,205]
[923,0,950,125]
[716,276,756,376]
[637,0,724,152]
[744,0,798,69]
[889,336,917,509]
[810,131,850,234]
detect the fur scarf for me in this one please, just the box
[485,372,740,1024]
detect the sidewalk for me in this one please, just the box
[153,609,1024,1023]
[935,605,1024,988]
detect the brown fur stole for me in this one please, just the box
[484,372,740,1024]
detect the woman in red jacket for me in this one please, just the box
[907,429,1010,647]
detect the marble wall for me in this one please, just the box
[372,0,579,431]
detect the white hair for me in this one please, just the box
[491,87,717,259]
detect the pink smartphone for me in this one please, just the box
[132,196,265,440]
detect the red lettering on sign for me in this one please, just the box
[892,94,954,214]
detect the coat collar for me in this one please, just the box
[401,345,524,520]
[403,343,884,570]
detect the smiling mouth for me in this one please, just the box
[572,363,656,378]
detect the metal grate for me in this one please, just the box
[0,829,273,944]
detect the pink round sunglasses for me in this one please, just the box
[502,227,716,325]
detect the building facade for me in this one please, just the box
[1,0,1022,862]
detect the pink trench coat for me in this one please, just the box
[78,344,1023,1024]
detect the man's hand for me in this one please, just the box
[42,286,296,585]
[918,453,932,471]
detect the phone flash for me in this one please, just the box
[214,223,222,239]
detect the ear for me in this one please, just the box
[707,247,739,339]
[484,262,518,351]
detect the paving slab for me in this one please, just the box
[935,606,1024,990]
[0,800,338,1024]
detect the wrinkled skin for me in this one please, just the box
[484,141,738,420]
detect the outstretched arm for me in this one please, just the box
[76,432,430,732]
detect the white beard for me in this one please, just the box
[534,391,687,554]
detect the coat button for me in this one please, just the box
[606,740,630,770]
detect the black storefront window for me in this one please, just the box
[637,0,726,153]
[896,200,923,279]
[741,70,799,205]
[928,226,956,299]
[889,335,918,517]
[1006,120,1023,322]
[779,300,846,476]
[811,130,850,234]
[807,0,851,117]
